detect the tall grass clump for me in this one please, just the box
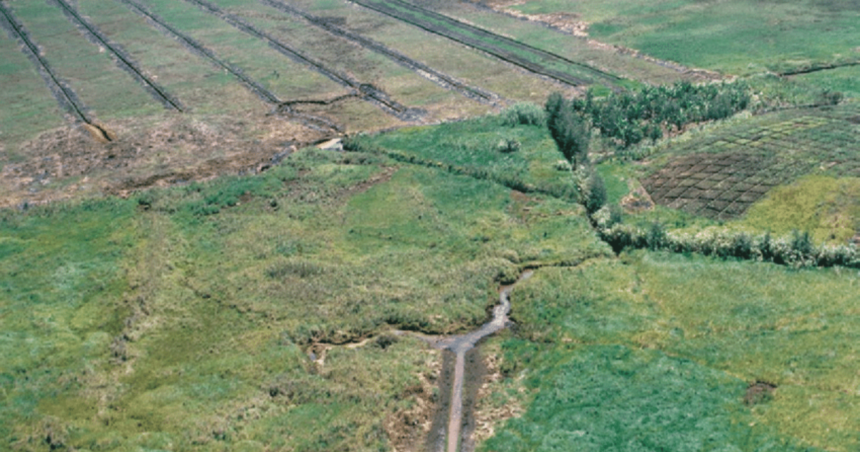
[502,102,546,127]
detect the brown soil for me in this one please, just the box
[0,113,327,209]
[620,185,655,213]
[744,381,777,406]
[458,347,488,452]
[426,351,455,452]
[471,348,524,446]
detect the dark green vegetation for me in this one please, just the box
[578,81,752,150]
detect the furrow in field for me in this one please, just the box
[260,0,501,106]
[0,1,91,124]
[115,0,281,105]
[181,0,421,121]
[50,0,183,111]
[350,0,624,90]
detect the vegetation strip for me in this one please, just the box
[49,0,182,111]
[350,0,623,90]
[180,0,420,121]
[260,0,502,106]
[0,0,88,122]
[114,0,281,105]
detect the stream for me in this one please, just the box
[429,270,533,452]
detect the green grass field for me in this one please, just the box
[0,144,611,450]
[482,252,860,451]
[505,0,860,76]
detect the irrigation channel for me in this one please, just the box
[259,0,502,106]
[50,0,183,111]
[179,0,421,122]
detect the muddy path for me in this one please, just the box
[50,0,183,111]
[259,0,502,106]
[179,0,422,122]
[350,0,624,91]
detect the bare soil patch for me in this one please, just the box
[744,381,777,406]
[0,113,325,208]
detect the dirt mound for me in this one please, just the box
[744,381,777,405]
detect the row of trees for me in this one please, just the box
[595,222,860,269]
[550,81,752,150]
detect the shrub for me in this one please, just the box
[502,102,546,127]
[585,173,607,215]
[496,138,521,153]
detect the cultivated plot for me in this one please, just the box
[642,104,860,220]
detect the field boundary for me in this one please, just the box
[349,0,624,90]
[260,0,502,106]
[50,0,183,111]
[181,0,422,122]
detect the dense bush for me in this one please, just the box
[496,138,521,153]
[548,81,751,152]
[546,93,590,169]
[584,173,607,215]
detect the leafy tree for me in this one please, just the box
[546,94,590,169]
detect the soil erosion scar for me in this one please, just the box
[0,0,113,141]
[180,0,422,122]
[433,270,533,452]
[260,0,502,106]
[49,0,183,111]
[350,0,624,91]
